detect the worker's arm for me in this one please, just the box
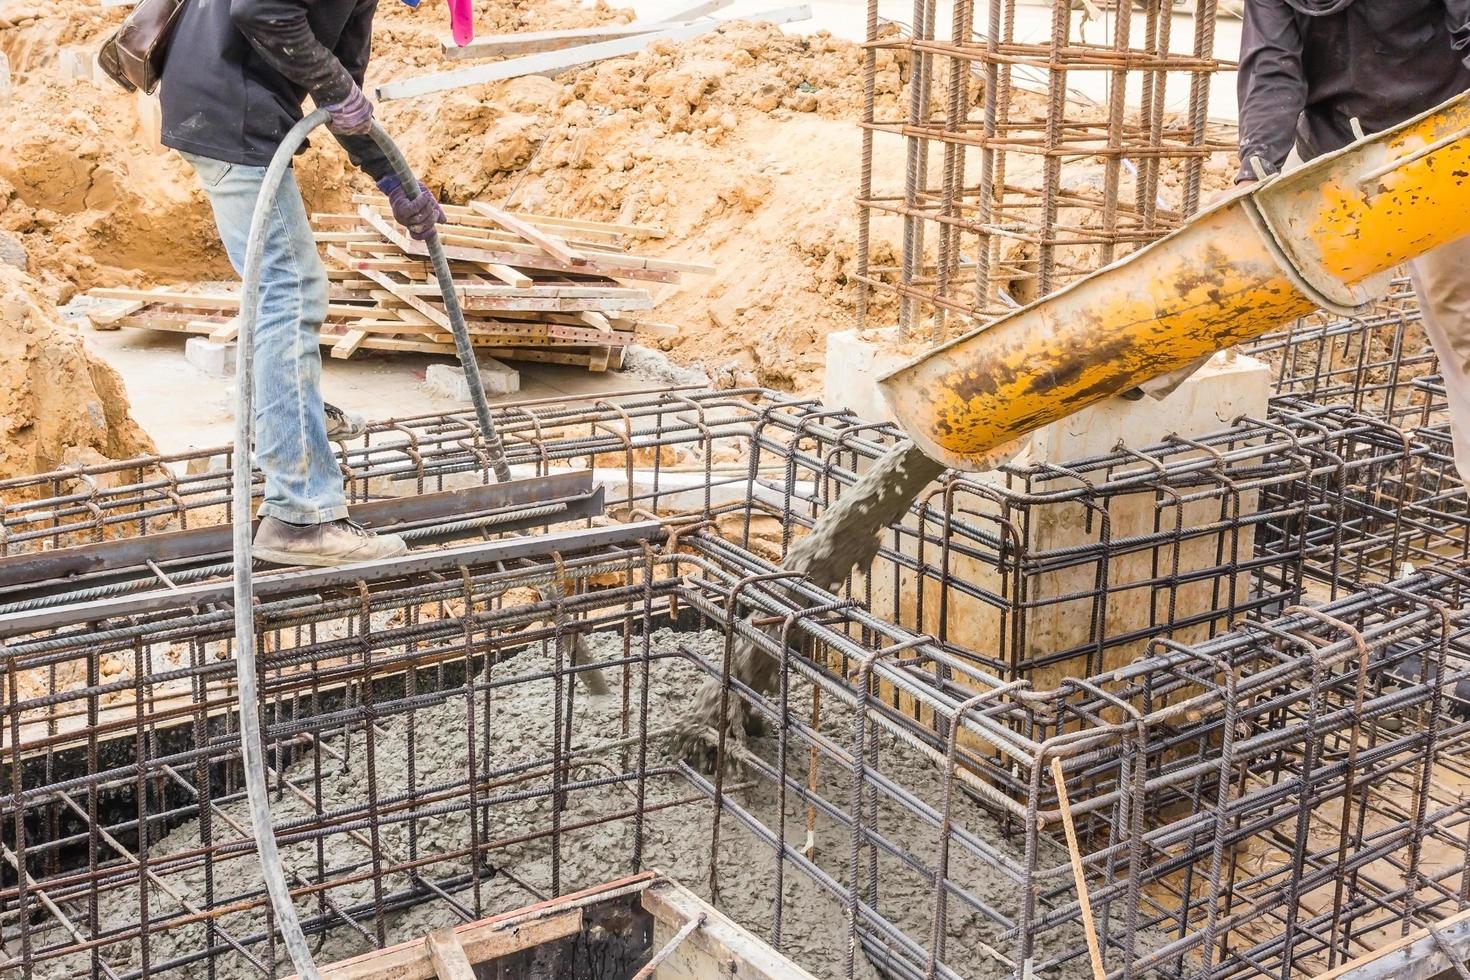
[328,0,395,181]
[1446,0,1470,67]
[229,0,358,109]
[1235,0,1305,184]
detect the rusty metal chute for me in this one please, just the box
[878,89,1470,471]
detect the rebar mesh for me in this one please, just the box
[4,518,1468,979]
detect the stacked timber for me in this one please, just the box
[86,198,709,372]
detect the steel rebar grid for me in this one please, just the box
[3,521,1468,980]
[5,386,1457,682]
[855,0,1232,335]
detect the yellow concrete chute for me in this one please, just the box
[878,89,1470,472]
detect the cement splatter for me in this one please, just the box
[671,441,945,766]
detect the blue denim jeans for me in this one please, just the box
[184,152,348,525]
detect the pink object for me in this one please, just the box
[446,0,474,46]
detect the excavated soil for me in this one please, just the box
[0,264,153,487]
[0,0,1236,395]
[43,628,1135,980]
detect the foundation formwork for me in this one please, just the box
[854,0,1234,336]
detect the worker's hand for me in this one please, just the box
[377,175,447,241]
[1206,178,1256,206]
[322,83,374,136]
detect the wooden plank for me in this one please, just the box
[309,908,582,980]
[90,287,238,306]
[376,22,718,101]
[89,288,368,320]
[345,239,539,287]
[86,299,147,326]
[640,880,820,980]
[577,311,614,335]
[314,230,383,243]
[425,928,477,980]
[469,200,586,266]
[482,263,534,288]
[356,207,683,284]
[354,197,632,248]
[330,330,370,360]
[1318,906,1470,980]
[440,23,686,61]
[210,319,240,342]
[506,210,667,240]
[1051,757,1107,980]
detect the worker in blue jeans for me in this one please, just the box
[159,0,447,565]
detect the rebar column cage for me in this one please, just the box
[853,0,1235,338]
[4,519,1469,979]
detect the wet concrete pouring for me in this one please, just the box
[50,624,1119,980]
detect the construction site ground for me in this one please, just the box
[0,0,1252,477]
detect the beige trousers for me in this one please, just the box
[1409,237,1470,487]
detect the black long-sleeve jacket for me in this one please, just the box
[1236,0,1470,183]
[159,0,392,179]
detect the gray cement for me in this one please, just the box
[45,627,1142,980]
[672,441,946,765]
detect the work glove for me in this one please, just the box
[322,83,374,136]
[377,175,447,241]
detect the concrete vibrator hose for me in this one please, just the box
[230,109,511,979]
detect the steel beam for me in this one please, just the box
[0,470,596,590]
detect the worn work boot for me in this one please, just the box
[253,517,408,567]
[323,402,367,442]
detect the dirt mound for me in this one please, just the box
[0,265,153,484]
[0,0,1234,397]
[371,18,911,392]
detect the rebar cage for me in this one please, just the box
[1239,279,1441,429]
[5,512,1469,980]
[1,386,1454,682]
[1239,287,1470,585]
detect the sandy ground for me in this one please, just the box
[39,627,1135,980]
[0,0,1240,422]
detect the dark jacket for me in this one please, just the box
[1237,0,1470,182]
[159,0,392,180]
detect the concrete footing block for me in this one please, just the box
[185,337,236,378]
[425,359,520,400]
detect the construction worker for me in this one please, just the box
[158,0,448,566]
[1233,0,1470,485]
